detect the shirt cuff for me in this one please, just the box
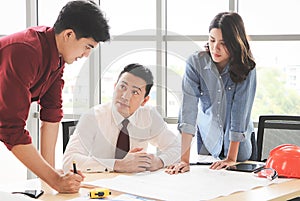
[229,131,246,142]
[0,128,32,150]
[40,108,63,122]
[178,123,197,136]
[158,154,180,167]
[84,157,115,173]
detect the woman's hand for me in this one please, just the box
[210,158,236,170]
[165,161,190,175]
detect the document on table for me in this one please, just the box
[84,166,290,201]
[189,154,220,164]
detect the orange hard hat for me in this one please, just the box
[265,144,300,178]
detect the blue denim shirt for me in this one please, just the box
[178,51,256,158]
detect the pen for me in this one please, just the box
[190,162,213,165]
[73,160,78,174]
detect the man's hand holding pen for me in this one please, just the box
[71,161,85,178]
[50,161,85,193]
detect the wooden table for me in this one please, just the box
[3,171,299,201]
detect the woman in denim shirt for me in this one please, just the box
[166,12,256,174]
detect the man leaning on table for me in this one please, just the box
[63,63,180,173]
[0,1,109,193]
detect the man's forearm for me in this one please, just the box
[12,144,60,189]
[40,121,59,167]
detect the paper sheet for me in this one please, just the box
[190,154,220,163]
[84,166,290,201]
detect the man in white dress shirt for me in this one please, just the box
[63,63,180,173]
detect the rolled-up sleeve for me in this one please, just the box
[39,69,64,123]
[178,55,201,136]
[229,131,246,142]
[230,69,256,141]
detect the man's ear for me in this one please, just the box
[141,96,150,106]
[63,29,75,41]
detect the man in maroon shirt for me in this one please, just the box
[0,1,110,193]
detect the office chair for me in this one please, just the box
[257,115,300,162]
[62,120,78,153]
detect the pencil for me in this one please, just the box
[73,160,78,174]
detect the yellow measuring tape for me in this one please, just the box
[89,188,111,199]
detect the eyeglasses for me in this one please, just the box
[253,167,278,181]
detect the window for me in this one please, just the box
[239,0,300,35]
[239,1,300,118]
[38,1,67,27]
[0,1,26,35]
[167,0,229,35]
[101,0,156,35]
[251,41,300,119]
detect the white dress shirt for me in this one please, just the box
[63,102,180,173]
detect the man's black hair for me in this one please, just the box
[118,63,154,97]
[54,0,110,42]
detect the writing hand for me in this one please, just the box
[55,172,84,193]
[70,169,85,178]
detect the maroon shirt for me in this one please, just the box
[0,26,64,150]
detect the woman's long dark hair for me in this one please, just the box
[206,12,256,83]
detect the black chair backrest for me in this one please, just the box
[62,120,78,153]
[257,115,300,162]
